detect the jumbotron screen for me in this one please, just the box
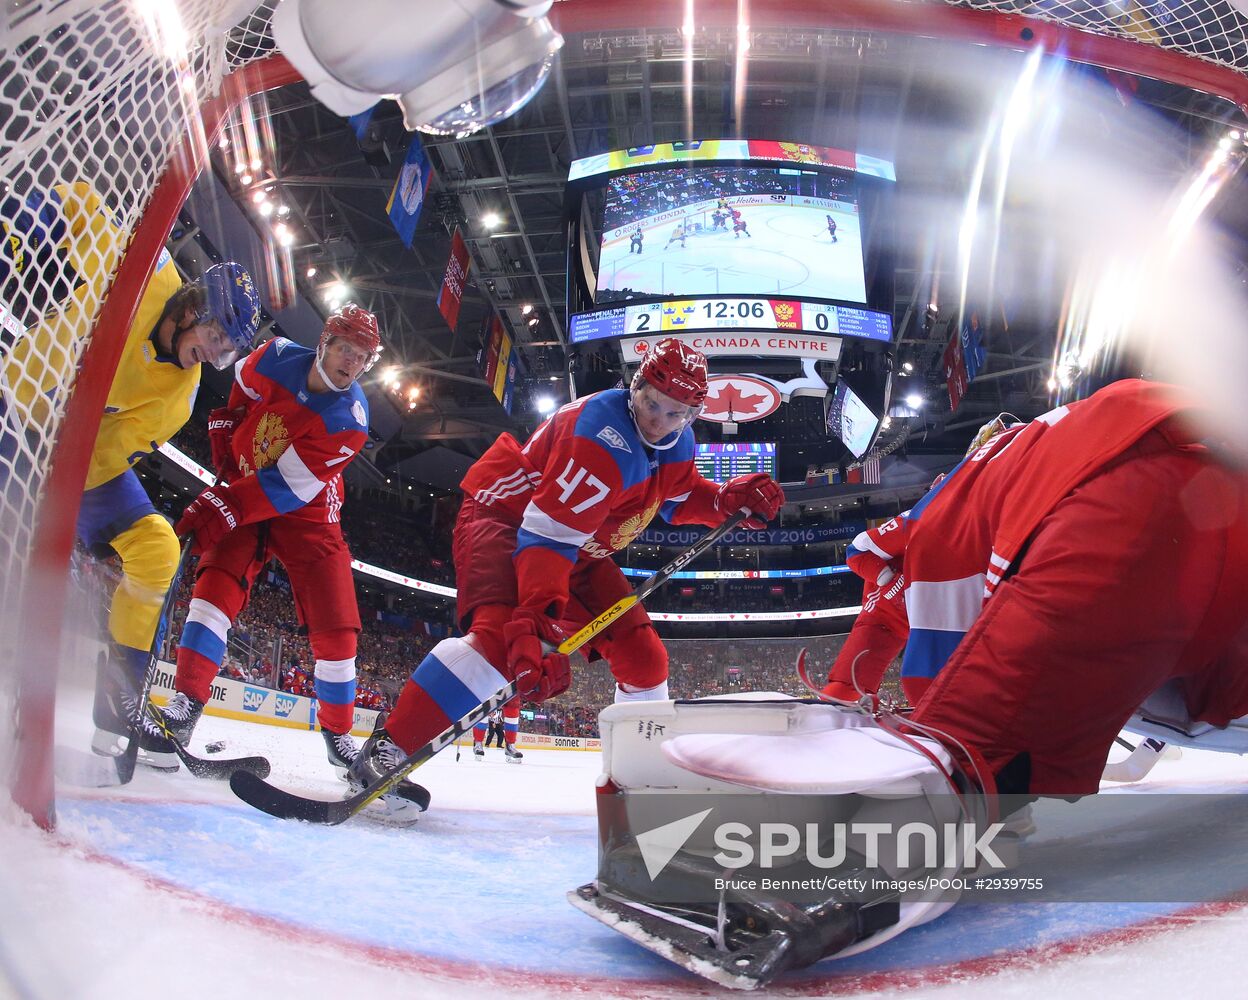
[826,379,879,459]
[694,442,777,484]
[598,164,867,303]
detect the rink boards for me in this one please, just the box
[148,665,600,749]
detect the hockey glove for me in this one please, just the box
[503,608,572,703]
[207,406,244,483]
[174,485,244,555]
[713,473,785,529]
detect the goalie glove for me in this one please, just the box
[713,472,785,529]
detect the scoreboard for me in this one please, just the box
[569,296,891,345]
[694,442,777,484]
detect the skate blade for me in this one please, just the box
[567,884,784,991]
[87,733,180,773]
[358,795,423,826]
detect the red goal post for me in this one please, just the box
[1,2,298,829]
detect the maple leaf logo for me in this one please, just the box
[701,377,780,422]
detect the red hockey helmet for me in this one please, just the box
[320,303,382,373]
[635,338,708,407]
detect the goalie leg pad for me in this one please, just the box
[576,697,983,987]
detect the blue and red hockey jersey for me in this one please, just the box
[224,337,369,524]
[460,388,723,615]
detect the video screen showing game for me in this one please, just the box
[597,164,866,304]
[826,379,879,459]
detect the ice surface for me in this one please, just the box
[2,695,1247,999]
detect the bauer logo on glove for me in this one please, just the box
[174,485,245,554]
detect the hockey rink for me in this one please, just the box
[598,203,866,302]
[1,689,1246,999]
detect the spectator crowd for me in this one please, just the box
[63,420,881,741]
[602,164,853,231]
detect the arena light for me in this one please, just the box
[521,303,533,315]
[306,265,317,279]
[536,395,557,415]
[481,211,502,229]
[904,392,925,409]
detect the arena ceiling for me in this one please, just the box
[200,0,1248,494]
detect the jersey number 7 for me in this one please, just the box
[555,458,610,514]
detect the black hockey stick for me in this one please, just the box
[142,696,270,781]
[230,510,754,823]
[229,686,507,822]
[99,536,268,782]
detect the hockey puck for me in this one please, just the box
[204,740,227,754]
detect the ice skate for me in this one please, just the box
[347,715,430,814]
[322,728,359,781]
[139,691,206,769]
[90,652,180,771]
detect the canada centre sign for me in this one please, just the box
[621,331,840,361]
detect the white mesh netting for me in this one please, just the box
[0,2,281,629]
[953,0,1248,75]
[0,1,283,821]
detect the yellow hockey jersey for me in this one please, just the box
[86,252,193,490]
[1,182,195,489]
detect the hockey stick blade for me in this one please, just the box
[795,647,826,698]
[144,699,270,780]
[230,680,518,824]
[229,769,430,824]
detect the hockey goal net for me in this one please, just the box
[4,0,1248,830]
[0,0,296,827]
